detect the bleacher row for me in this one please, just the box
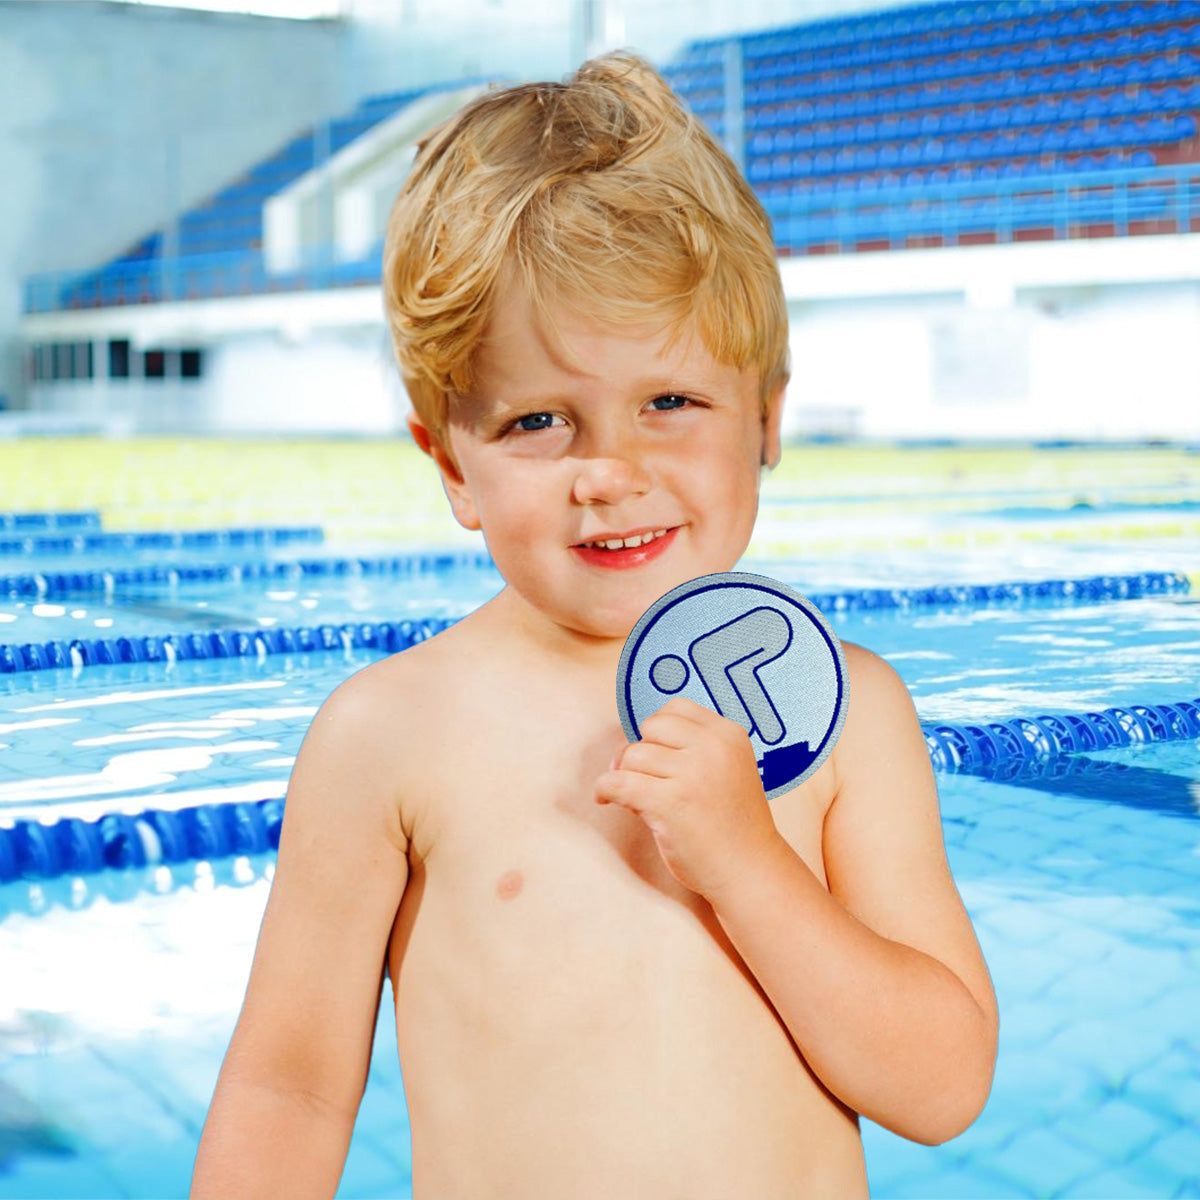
[748,76,1200,130]
[748,116,1196,185]
[677,36,1200,114]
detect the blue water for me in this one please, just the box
[2,512,1200,1199]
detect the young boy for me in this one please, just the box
[191,54,997,1200]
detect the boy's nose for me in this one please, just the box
[570,450,651,506]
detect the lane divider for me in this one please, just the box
[1,615,457,674]
[0,511,101,532]
[0,525,324,557]
[1,548,497,600]
[4,692,1199,893]
[1,568,1190,675]
[802,570,1190,612]
[924,697,1200,773]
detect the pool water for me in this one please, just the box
[2,441,1200,1200]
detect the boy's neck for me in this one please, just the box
[488,586,629,676]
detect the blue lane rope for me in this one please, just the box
[0,798,287,886]
[923,697,1200,773]
[3,692,1199,889]
[0,614,457,674]
[1,548,496,600]
[802,570,1190,613]
[0,525,324,558]
[0,511,101,533]
[1,567,1189,673]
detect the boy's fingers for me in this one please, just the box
[618,741,676,779]
[637,710,695,749]
[595,769,642,811]
[657,696,717,724]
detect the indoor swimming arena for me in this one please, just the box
[2,1,1199,1198]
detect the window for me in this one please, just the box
[180,348,204,379]
[144,349,166,379]
[109,339,131,379]
[74,342,94,381]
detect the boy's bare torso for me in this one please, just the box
[372,592,869,1200]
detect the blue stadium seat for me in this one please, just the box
[1146,116,1173,142]
[1015,130,1040,156]
[941,110,967,136]
[1042,127,1070,154]
[1173,114,1198,139]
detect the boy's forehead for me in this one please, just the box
[468,272,737,398]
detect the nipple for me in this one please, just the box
[496,869,524,900]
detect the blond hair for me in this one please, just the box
[383,52,788,446]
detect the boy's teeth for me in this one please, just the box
[584,529,669,550]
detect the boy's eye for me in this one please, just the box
[513,412,562,432]
[649,394,691,411]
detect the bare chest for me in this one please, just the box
[388,717,834,1006]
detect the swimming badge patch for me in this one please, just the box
[617,572,849,801]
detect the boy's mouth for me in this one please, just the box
[571,526,679,570]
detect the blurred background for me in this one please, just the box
[1,2,1199,1198]
[5,0,1198,441]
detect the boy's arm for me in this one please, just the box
[190,671,410,1199]
[705,645,998,1144]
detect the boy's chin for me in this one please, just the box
[554,604,642,644]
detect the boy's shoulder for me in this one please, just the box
[323,606,498,776]
[830,638,924,795]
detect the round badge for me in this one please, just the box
[616,571,849,801]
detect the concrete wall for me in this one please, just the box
[339,0,942,100]
[0,0,350,411]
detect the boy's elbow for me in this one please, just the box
[899,1047,998,1146]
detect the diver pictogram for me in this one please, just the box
[618,572,849,800]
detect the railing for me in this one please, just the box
[768,163,1200,253]
[22,243,387,315]
[21,165,1200,314]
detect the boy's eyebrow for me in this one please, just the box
[476,368,734,411]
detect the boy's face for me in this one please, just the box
[411,275,784,643]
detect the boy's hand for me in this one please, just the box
[595,696,783,900]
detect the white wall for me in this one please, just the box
[25,324,406,435]
[778,236,1200,441]
[339,0,941,98]
[0,0,350,412]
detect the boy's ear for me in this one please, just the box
[761,378,786,471]
[407,412,481,532]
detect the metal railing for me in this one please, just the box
[766,163,1200,253]
[22,243,387,315]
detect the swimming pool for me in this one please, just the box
[2,440,1199,1199]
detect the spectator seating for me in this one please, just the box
[664,0,1200,252]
